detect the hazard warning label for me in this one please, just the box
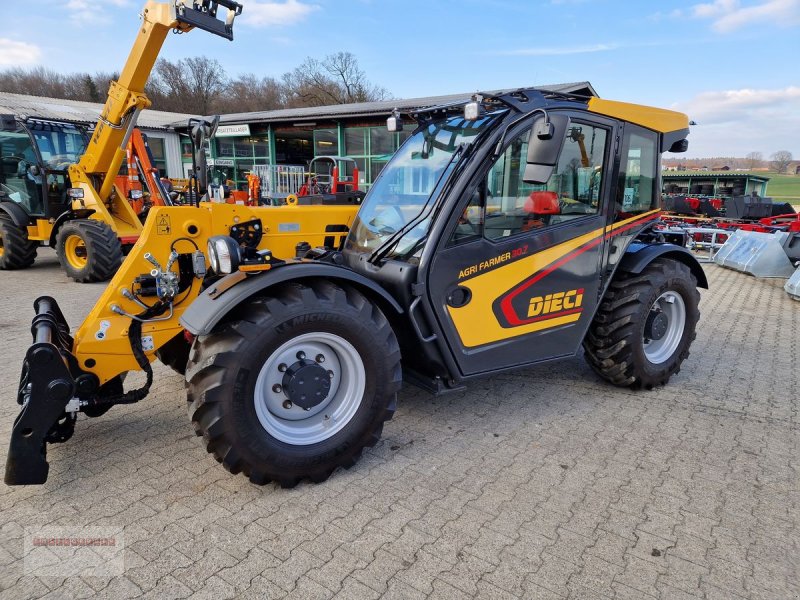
[156,214,171,235]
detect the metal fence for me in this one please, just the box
[252,165,306,201]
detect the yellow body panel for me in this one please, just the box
[587,98,689,134]
[27,220,53,242]
[73,202,358,384]
[447,210,660,348]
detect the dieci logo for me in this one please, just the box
[528,288,584,318]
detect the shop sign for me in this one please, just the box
[215,124,251,137]
[210,159,235,167]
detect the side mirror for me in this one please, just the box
[669,139,689,153]
[523,114,570,184]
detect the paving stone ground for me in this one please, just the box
[0,248,798,599]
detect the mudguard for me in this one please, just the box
[180,262,405,336]
[0,200,30,228]
[48,209,95,246]
[619,242,708,288]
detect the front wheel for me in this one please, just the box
[186,280,402,487]
[583,258,700,389]
[56,219,123,282]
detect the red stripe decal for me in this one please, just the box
[499,212,660,326]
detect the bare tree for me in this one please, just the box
[744,151,763,170]
[149,56,227,114]
[283,52,389,108]
[0,52,390,114]
[770,150,793,174]
[215,74,284,114]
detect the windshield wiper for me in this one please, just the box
[368,144,466,265]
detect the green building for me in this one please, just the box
[174,82,597,195]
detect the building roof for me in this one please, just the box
[0,91,193,130]
[197,82,598,128]
[662,171,770,181]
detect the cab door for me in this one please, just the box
[426,114,622,377]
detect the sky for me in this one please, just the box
[1,0,798,159]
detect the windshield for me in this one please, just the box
[29,124,86,170]
[345,114,496,259]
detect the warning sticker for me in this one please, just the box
[156,214,171,235]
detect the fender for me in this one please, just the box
[618,242,708,288]
[180,262,405,336]
[48,209,95,246]
[0,200,30,228]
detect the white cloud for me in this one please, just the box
[66,0,130,26]
[243,0,320,27]
[0,39,42,66]
[691,0,800,33]
[496,43,620,56]
[673,86,800,156]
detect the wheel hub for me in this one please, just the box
[645,311,669,341]
[281,359,331,410]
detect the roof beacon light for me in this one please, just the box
[464,94,482,121]
[387,109,403,132]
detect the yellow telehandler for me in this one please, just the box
[0,0,359,283]
[6,82,708,487]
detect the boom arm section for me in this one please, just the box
[67,1,241,234]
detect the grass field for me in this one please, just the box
[752,171,800,204]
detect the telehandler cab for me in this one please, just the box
[6,88,707,488]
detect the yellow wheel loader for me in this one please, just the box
[6,86,709,487]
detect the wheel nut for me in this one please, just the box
[327,370,334,378]
[282,400,293,409]
[296,351,306,360]
[272,384,282,393]
[278,363,287,372]
[316,354,325,363]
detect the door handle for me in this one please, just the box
[446,286,472,308]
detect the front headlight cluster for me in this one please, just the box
[207,236,241,275]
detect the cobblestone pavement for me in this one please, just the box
[0,249,798,599]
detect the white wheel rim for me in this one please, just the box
[253,332,366,445]
[643,291,686,364]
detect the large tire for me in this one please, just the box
[56,219,123,282]
[583,258,700,390]
[0,214,37,270]
[156,332,191,376]
[186,280,402,487]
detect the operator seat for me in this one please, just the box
[523,190,560,228]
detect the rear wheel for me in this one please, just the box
[56,219,122,282]
[186,280,402,487]
[583,258,700,389]
[0,215,37,270]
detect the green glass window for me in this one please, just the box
[314,129,338,156]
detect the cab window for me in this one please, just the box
[453,121,608,244]
[616,126,658,217]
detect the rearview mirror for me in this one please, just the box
[523,114,570,184]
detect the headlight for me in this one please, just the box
[207,236,241,275]
[67,188,84,199]
[129,189,143,200]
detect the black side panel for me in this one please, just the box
[0,200,30,227]
[618,242,708,288]
[181,263,405,336]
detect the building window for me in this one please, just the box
[314,129,338,156]
[146,136,168,177]
[370,127,394,155]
